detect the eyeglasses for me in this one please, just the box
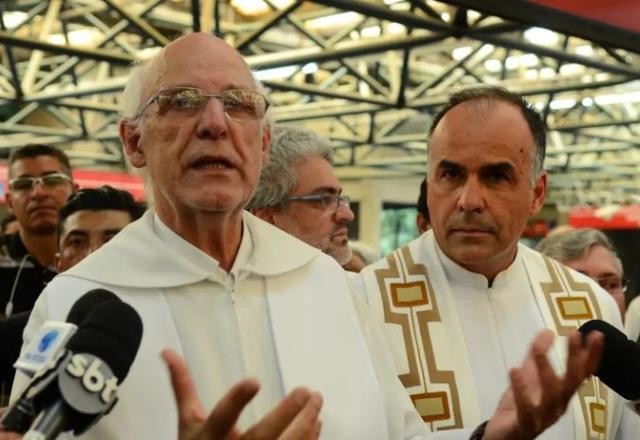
[9,173,72,192]
[286,193,351,212]
[135,87,270,121]
[596,276,629,294]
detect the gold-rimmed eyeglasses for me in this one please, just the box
[134,87,270,121]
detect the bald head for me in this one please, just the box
[121,33,256,120]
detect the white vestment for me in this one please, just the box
[13,211,428,439]
[625,296,640,343]
[354,230,639,439]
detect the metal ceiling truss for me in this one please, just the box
[1,0,639,206]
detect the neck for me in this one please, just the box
[19,229,57,267]
[157,207,244,272]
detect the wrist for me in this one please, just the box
[469,421,488,440]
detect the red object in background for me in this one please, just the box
[530,0,640,33]
[569,205,640,230]
[0,163,145,202]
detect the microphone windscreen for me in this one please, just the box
[578,319,640,400]
[66,300,143,381]
[65,289,120,325]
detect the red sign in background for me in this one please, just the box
[530,0,640,33]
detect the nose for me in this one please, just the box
[29,180,47,197]
[334,202,355,223]
[457,176,485,212]
[195,97,228,140]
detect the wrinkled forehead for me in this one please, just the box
[154,35,255,91]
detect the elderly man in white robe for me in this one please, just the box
[10,35,604,440]
[354,86,639,439]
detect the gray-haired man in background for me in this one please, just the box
[248,125,355,265]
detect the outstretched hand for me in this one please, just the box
[484,329,604,440]
[162,349,323,440]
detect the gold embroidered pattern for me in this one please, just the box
[374,246,462,429]
[539,257,608,439]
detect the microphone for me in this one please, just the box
[2,290,122,433]
[578,319,640,403]
[13,289,120,377]
[23,299,142,440]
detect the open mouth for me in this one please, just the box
[191,157,233,170]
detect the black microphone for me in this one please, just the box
[23,299,143,440]
[65,289,120,325]
[578,319,640,400]
[2,289,123,433]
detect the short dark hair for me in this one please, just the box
[428,86,546,183]
[58,186,146,235]
[8,144,73,178]
[417,178,429,222]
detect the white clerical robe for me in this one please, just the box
[354,230,640,439]
[13,211,428,439]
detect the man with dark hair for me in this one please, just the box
[0,144,76,318]
[416,178,430,234]
[55,186,146,272]
[356,85,634,438]
[0,186,144,402]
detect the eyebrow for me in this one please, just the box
[308,186,341,195]
[481,162,516,174]
[15,171,66,179]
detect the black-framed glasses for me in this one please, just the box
[9,173,72,192]
[286,193,350,212]
[135,87,270,121]
[596,276,629,294]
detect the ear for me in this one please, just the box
[529,171,547,216]
[5,192,13,213]
[54,252,62,273]
[120,119,146,168]
[251,207,276,225]
[260,124,271,167]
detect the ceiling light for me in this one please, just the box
[254,65,298,81]
[575,44,594,57]
[524,27,558,46]
[231,0,292,16]
[452,46,472,60]
[361,26,381,38]
[484,59,502,72]
[549,98,576,110]
[3,11,27,29]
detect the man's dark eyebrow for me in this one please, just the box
[64,230,88,239]
[436,159,464,170]
[481,162,515,174]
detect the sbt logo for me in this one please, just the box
[66,353,118,403]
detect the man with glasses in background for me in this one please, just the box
[0,144,76,319]
[248,125,355,266]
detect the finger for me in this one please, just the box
[280,391,323,440]
[530,333,562,412]
[0,433,22,440]
[582,331,604,376]
[509,367,537,435]
[162,349,207,424]
[563,331,604,400]
[242,387,314,439]
[202,378,261,439]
